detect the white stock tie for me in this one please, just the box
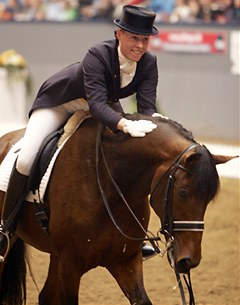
[118,47,137,88]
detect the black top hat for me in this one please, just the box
[114,5,159,36]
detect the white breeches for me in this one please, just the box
[17,99,88,176]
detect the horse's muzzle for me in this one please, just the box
[175,257,201,274]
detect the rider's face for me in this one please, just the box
[116,29,150,62]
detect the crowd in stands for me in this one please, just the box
[0,0,239,24]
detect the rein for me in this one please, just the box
[95,124,202,305]
[95,124,159,245]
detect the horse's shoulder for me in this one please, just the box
[0,129,25,164]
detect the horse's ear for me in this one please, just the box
[211,154,238,165]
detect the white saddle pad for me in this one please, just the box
[0,137,66,203]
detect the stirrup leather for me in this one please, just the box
[0,225,11,263]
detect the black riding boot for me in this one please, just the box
[0,166,28,262]
[142,242,158,260]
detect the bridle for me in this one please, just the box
[96,125,204,305]
[149,143,204,305]
[150,143,204,239]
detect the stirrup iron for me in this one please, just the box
[0,227,11,263]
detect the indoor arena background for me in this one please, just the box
[0,11,239,305]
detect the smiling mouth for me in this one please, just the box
[131,50,143,59]
[132,49,142,54]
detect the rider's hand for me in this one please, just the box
[123,119,157,137]
[152,112,169,120]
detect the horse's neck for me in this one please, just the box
[104,135,191,198]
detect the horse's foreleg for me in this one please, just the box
[107,255,152,305]
[39,255,60,305]
[39,254,80,305]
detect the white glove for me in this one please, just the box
[152,112,169,120]
[123,120,157,137]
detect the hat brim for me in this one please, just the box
[114,19,159,36]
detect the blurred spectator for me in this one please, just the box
[148,0,175,22]
[14,0,46,21]
[110,0,175,21]
[45,0,78,21]
[210,0,239,23]
[45,0,63,20]
[79,0,113,20]
[232,0,240,21]
[1,0,22,20]
[111,0,129,19]
[0,0,239,23]
[210,0,230,23]
[111,0,175,20]
[170,0,200,23]
[197,0,212,22]
[189,0,201,16]
[196,0,239,23]
[0,0,6,19]
[61,0,78,20]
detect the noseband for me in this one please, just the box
[150,143,204,238]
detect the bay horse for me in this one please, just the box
[0,112,235,305]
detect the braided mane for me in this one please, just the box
[124,112,195,142]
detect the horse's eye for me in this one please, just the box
[178,189,187,199]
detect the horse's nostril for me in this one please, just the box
[176,258,193,274]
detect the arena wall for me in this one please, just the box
[0,22,239,141]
